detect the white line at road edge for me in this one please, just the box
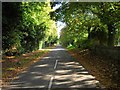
[54,60,58,69]
[48,60,58,90]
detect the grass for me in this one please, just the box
[2,48,50,87]
[67,44,75,50]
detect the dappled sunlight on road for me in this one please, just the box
[34,64,48,68]
[39,45,66,51]
[52,60,100,88]
[39,48,66,51]
[42,56,51,59]
[4,46,101,90]
[55,70,71,74]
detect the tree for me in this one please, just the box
[2,2,58,55]
[57,2,120,48]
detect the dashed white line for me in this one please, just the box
[48,60,58,90]
[54,60,58,69]
[48,77,54,90]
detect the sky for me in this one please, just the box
[52,3,66,38]
[56,21,66,38]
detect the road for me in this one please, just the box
[4,45,102,90]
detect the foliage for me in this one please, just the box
[2,2,58,55]
[58,2,120,48]
[2,49,48,84]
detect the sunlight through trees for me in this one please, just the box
[57,2,120,48]
[2,2,58,55]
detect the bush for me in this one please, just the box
[67,44,75,50]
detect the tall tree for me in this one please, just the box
[2,2,58,55]
[58,2,120,47]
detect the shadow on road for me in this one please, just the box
[3,45,102,90]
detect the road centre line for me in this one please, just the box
[54,60,58,69]
[48,60,58,90]
[48,77,54,90]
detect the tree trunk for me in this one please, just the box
[88,27,91,40]
[107,24,115,47]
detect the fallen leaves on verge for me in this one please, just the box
[68,49,120,88]
[2,50,49,87]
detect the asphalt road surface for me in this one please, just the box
[4,45,102,90]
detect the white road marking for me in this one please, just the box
[48,77,54,90]
[48,60,58,90]
[54,60,58,69]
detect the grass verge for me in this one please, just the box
[2,46,55,87]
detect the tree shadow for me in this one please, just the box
[52,60,101,89]
[3,46,102,90]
